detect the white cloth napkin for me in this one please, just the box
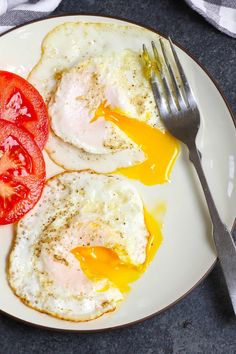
[185,0,236,38]
[0,0,62,33]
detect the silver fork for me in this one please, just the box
[143,38,236,315]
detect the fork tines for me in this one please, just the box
[142,37,192,116]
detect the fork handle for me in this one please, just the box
[189,143,236,314]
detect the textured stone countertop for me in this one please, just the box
[0,0,235,353]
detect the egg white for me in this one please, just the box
[8,172,149,321]
[46,130,144,174]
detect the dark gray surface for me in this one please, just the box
[1,1,236,353]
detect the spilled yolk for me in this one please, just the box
[91,102,180,185]
[71,209,163,293]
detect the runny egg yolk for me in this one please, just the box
[91,102,180,185]
[71,209,162,293]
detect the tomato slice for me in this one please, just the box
[0,71,49,150]
[0,120,45,225]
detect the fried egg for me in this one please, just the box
[29,22,179,185]
[8,172,162,321]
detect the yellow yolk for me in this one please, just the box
[71,209,162,293]
[91,102,180,185]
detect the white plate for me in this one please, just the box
[0,15,235,331]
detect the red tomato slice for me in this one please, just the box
[0,71,49,150]
[0,119,45,225]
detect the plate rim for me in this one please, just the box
[0,12,235,333]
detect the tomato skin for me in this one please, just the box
[0,71,49,150]
[0,120,45,225]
